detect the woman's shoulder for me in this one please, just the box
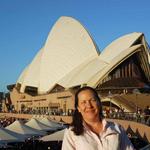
[64,126,76,136]
[63,126,81,143]
[105,120,124,133]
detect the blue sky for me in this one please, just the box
[0,0,150,91]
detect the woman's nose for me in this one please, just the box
[85,100,92,107]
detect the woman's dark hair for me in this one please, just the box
[71,86,103,135]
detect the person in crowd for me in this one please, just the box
[62,86,134,150]
[144,106,150,124]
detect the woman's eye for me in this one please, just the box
[91,99,96,102]
[81,101,86,105]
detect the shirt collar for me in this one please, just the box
[83,119,119,137]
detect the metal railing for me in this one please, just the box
[105,112,150,126]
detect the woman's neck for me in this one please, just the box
[84,119,103,135]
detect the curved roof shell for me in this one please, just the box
[18,47,43,92]
[99,32,143,62]
[87,44,144,87]
[17,16,99,94]
[58,33,150,88]
[58,56,108,88]
[16,16,150,94]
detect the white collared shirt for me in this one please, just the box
[62,119,134,150]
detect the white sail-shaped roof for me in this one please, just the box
[87,33,150,86]
[87,44,143,87]
[58,32,149,88]
[39,16,99,93]
[16,16,150,94]
[99,32,143,62]
[17,16,99,94]
[17,66,29,85]
[18,48,43,92]
[58,56,108,88]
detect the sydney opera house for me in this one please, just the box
[5,16,150,115]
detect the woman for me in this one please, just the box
[62,86,134,150]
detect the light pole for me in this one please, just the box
[64,99,67,115]
[132,88,141,112]
[132,88,141,122]
[108,91,113,111]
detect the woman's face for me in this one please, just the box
[77,89,100,122]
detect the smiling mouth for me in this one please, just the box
[86,109,95,113]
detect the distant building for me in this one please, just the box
[7,16,150,114]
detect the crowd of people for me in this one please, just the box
[143,106,150,125]
[0,117,16,127]
[102,105,150,126]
